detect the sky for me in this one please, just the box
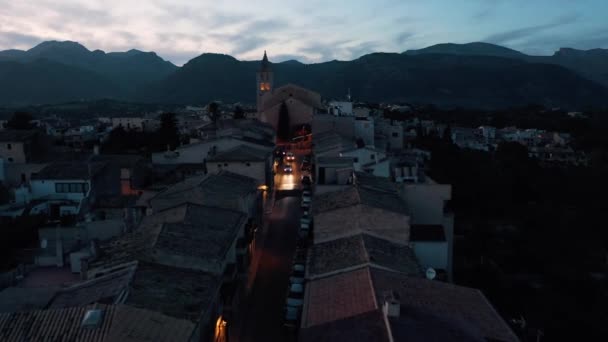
[1,0,607,65]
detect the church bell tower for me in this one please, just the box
[256,51,273,113]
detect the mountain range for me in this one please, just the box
[1,41,608,109]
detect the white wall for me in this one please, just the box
[30,179,90,202]
[400,183,451,225]
[354,118,374,146]
[370,159,390,178]
[341,148,385,172]
[328,101,353,116]
[412,241,449,272]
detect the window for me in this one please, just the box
[7,143,11,150]
[392,132,399,138]
[246,162,251,167]
[7,157,13,162]
[224,163,228,167]
[370,154,376,160]
[55,183,89,193]
[353,158,359,163]
[218,164,222,169]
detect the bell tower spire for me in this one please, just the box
[257,50,274,113]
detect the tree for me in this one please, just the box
[158,112,179,150]
[6,112,35,130]
[234,106,245,119]
[208,102,219,123]
[443,124,452,143]
[277,102,290,141]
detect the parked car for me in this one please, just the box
[283,164,293,173]
[293,248,307,264]
[301,201,310,211]
[286,283,305,308]
[284,306,300,330]
[290,263,305,284]
[285,152,296,161]
[299,221,310,238]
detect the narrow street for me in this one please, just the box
[235,153,304,342]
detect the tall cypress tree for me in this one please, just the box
[277,102,290,141]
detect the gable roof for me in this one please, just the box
[370,268,519,342]
[125,262,221,321]
[0,303,196,342]
[207,144,271,162]
[300,266,518,342]
[149,171,258,212]
[47,265,135,309]
[313,186,408,215]
[31,161,106,180]
[88,203,247,274]
[262,83,323,111]
[307,233,422,279]
[301,267,378,329]
[300,310,391,342]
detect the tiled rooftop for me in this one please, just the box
[370,268,520,342]
[89,203,246,274]
[47,265,135,309]
[126,262,221,321]
[149,171,258,212]
[208,144,271,162]
[313,186,408,215]
[307,233,421,278]
[301,267,377,328]
[0,303,195,342]
[354,171,400,193]
[31,161,107,180]
[300,310,391,342]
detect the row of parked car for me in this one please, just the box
[284,170,314,332]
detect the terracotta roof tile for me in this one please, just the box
[302,268,377,328]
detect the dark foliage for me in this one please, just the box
[234,105,245,119]
[414,112,608,340]
[208,102,219,123]
[5,111,36,129]
[277,101,290,141]
[158,112,179,150]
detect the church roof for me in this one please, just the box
[260,50,271,72]
[261,84,324,111]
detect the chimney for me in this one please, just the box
[383,291,400,318]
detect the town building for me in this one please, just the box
[256,52,323,132]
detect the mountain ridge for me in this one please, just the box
[1,41,608,109]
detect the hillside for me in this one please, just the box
[1,41,608,109]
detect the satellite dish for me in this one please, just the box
[425,268,436,280]
[40,239,48,249]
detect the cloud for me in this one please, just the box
[484,13,579,44]
[395,31,415,46]
[0,31,46,49]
